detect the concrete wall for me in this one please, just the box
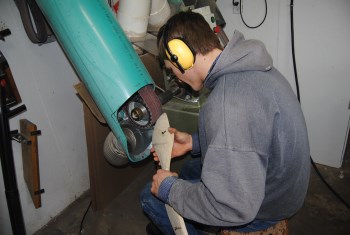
[0,0,89,234]
[217,0,350,168]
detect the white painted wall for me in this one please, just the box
[216,0,350,168]
[0,0,89,234]
[0,0,349,233]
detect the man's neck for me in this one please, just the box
[195,49,222,81]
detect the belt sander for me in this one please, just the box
[35,0,173,165]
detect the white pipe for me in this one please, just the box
[117,0,151,41]
[149,0,171,30]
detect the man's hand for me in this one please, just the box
[151,169,178,197]
[169,127,192,157]
[151,127,192,163]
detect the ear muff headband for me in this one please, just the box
[163,22,195,74]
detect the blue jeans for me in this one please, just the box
[140,158,278,234]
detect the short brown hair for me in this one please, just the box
[157,11,222,62]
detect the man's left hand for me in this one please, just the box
[151,169,178,197]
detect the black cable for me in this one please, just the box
[239,0,267,29]
[289,0,350,210]
[311,158,350,209]
[290,0,300,101]
[79,200,92,235]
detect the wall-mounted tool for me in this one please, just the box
[11,120,44,209]
[14,0,55,44]
[0,52,26,235]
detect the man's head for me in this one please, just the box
[157,11,222,75]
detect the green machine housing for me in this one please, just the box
[36,0,163,163]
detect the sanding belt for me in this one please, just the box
[135,85,163,128]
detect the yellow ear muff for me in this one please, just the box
[167,38,195,70]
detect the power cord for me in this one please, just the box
[233,0,267,29]
[311,159,350,209]
[79,200,92,235]
[290,0,300,101]
[289,0,350,210]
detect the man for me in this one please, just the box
[141,11,310,235]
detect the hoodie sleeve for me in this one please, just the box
[168,148,267,226]
[191,132,201,156]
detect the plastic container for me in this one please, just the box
[117,0,151,41]
[148,0,171,31]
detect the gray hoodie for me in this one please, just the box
[168,31,310,227]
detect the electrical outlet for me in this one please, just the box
[233,1,241,14]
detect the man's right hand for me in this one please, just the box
[151,127,192,162]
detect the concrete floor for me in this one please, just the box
[35,150,350,235]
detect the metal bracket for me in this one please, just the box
[0,28,11,41]
[11,129,41,144]
[11,130,32,145]
[34,188,45,195]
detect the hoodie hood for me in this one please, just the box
[205,31,273,89]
